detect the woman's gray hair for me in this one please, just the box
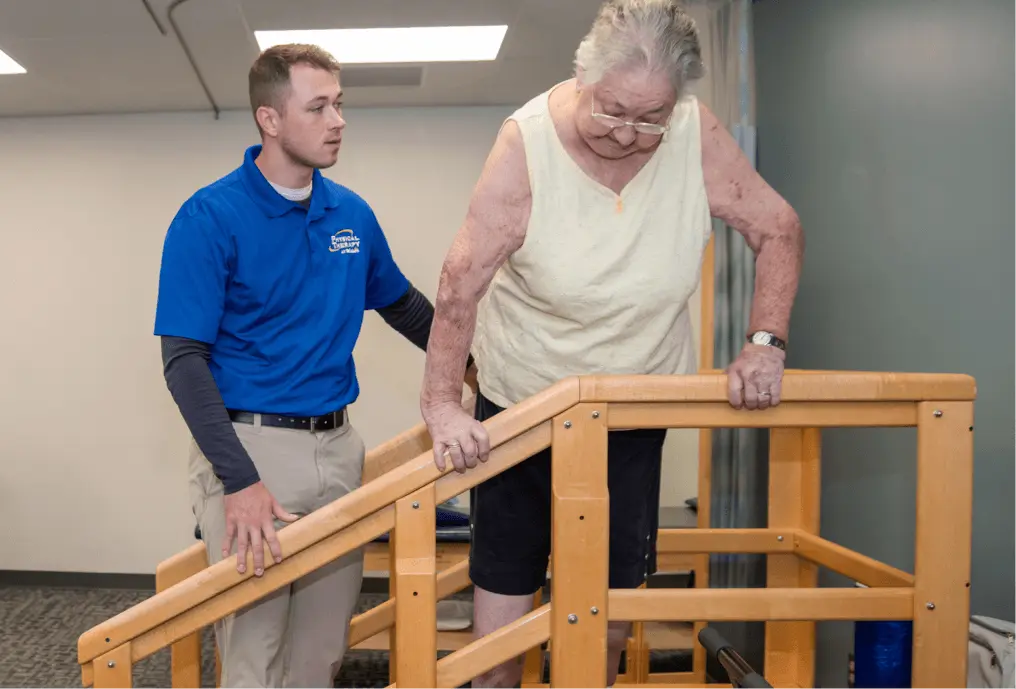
[574,0,705,95]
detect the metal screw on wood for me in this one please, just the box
[564,421,572,429]
[590,607,599,615]
[412,501,420,509]
[592,411,600,419]
[777,535,784,541]
[927,602,936,610]
[107,661,116,668]
[934,410,943,418]
[568,614,578,624]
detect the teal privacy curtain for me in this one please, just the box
[687,0,767,590]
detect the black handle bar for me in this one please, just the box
[698,627,773,689]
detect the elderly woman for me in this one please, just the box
[420,0,803,684]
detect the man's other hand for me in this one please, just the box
[222,481,299,576]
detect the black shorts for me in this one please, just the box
[468,391,667,596]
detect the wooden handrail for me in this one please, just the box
[78,378,578,667]
[359,394,473,484]
[579,371,975,402]
[360,419,432,485]
[78,370,976,683]
[434,604,552,689]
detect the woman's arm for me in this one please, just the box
[699,102,804,409]
[699,102,804,341]
[420,119,531,471]
[421,120,532,413]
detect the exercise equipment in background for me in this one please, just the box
[698,627,772,688]
[849,581,914,688]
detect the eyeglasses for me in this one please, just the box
[590,97,670,136]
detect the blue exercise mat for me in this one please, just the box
[371,504,471,543]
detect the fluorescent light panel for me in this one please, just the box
[254,25,508,64]
[0,47,26,75]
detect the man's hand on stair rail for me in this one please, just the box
[223,481,299,576]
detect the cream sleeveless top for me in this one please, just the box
[472,83,712,408]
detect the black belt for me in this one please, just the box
[228,407,346,432]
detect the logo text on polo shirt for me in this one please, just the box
[329,229,361,254]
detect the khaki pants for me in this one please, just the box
[188,415,366,688]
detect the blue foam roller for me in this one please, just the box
[853,619,913,688]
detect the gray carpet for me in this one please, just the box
[0,584,394,688]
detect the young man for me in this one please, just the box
[155,44,462,687]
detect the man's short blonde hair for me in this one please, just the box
[248,43,341,126]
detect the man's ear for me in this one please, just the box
[255,105,281,138]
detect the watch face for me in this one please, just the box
[751,332,771,346]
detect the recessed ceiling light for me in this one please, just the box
[0,47,26,75]
[254,25,508,64]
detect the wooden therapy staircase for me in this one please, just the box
[78,370,976,688]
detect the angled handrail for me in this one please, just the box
[360,412,436,485]
[78,371,976,686]
[147,409,438,622]
[78,377,580,674]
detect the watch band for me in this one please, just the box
[748,331,786,351]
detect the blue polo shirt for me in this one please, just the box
[154,145,409,417]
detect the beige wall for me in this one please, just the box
[0,105,700,574]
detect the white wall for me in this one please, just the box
[0,105,699,574]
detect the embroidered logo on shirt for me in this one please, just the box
[329,229,361,254]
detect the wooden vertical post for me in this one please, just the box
[912,401,973,687]
[550,403,609,688]
[93,643,132,688]
[520,644,544,687]
[521,590,546,687]
[692,233,716,683]
[169,623,201,687]
[616,582,648,684]
[692,427,713,684]
[388,530,397,685]
[628,589,650,684]
[764,427,821,687]
[394,485,438,687]
[156,549,206,688]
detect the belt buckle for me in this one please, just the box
[308,410,340,432]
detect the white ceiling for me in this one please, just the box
[0,0,604,118]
